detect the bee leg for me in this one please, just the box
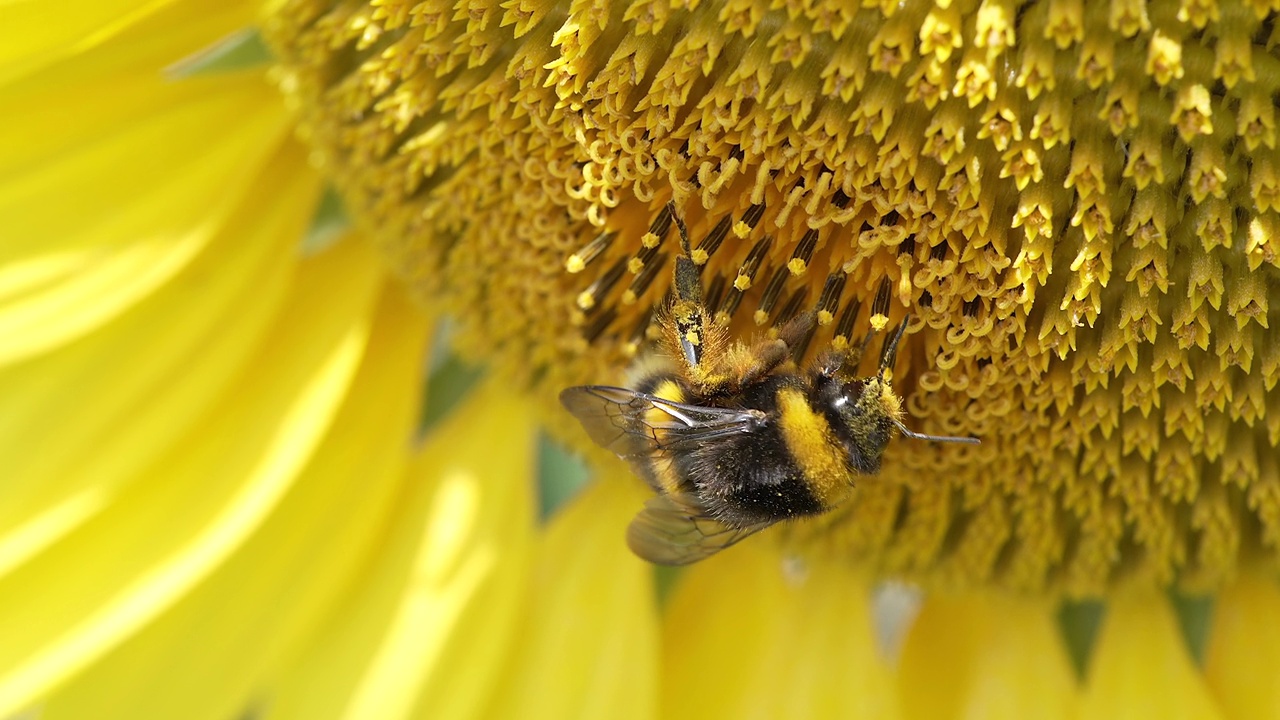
[732,310,816,385]
[668,201,711,374]
[779,308,818,363]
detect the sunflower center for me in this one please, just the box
[265,0,1280,595]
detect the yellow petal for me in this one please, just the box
[898,591,1077,720]
[1204,571,1280,719]
[37,280,430,720]
[0,72,290,364]
[0,0,254,86]
[663,543,899,720]
[266,380,537,720]
[485,477,658,720]
[0,138,319,570]
[0,236,383,716]
[1079,589,1225,720]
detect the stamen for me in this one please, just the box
[703,273,728,319]
[566,231,617,274]
[754,266,792,326]
[732,234,773,292]
[816,272,848,326]
[693,215,734,265]
[622,252,668,305]
[789,228,821,276]
[832,298,864,352]
[870,277,894,330]
[734,202,767,238]
[576,257,627,313]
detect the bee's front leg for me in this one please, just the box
[668,201,720,386]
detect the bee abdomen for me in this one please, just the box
[680,420,827,527]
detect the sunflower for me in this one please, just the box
[3,0,1278,717]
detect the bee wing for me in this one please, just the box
[559,385,761,460]
[626,491,775,566]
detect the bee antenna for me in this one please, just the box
[892,418,980,445]
[667,200,692,256]
[878,314,912,375]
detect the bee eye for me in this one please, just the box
[838,379,868,399]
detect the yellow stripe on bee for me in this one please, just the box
[646,379,687,495]
[776,387,854,508]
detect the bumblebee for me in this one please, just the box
[561,203,978,565]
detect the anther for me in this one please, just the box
[623,252,668,305]
[733,234,773,291]
[816,272,847,325]
[833,298,864,349]
[565,230,617,273]
[716,284,746,325]
[734,203,767,238]
[870,277,894,330]
[789,228,820,275]
[576,257,627,312]
[754,266,792,325]
[694,215,733,265]
[628,239,665,276]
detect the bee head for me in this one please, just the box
[817,315,979,469]
[815,374,905,474]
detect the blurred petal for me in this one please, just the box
[0,72,290,364]
[0,133,321,564]
[0,0,254,86]
[485,478,658,720]
[267,380,537,720]
[0,235,383,716]
[1079,590,1225,720]
[898,592,1077,720]
[663,544,899,720]
[1204,571,1280,719]
[0,0,305,574]
[39,272,429,719]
